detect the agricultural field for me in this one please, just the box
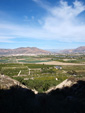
[0,54,85,64]
[0,55,85,93]
[0,56,52,63]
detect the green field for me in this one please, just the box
[0,59,85,92]
[0,54,85,64]
[0,56,52,63]
[0,55,85,92]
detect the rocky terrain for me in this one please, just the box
[46,79,73,93]
[0,75,85,113]
[0,74,27,89]
[0,74,38,94]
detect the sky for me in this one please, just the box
[0,0,85,49]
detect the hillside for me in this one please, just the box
[60,46,85,54]
[73,46,85,53]
[0,74,27,89]
[0,47,50,56]
[0,75,85,113]
[0,74,38,94]
[0,46,85,55]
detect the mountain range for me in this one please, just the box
[0,46,85,56]
[0,47,50,56]
[60,46,85,54]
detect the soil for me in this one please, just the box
[36,61,85,65]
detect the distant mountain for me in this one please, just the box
[0,47,50,56]
[0,46,85,55]
[73,46,85,53]
[60,46,85,54]
[46,49,61,53]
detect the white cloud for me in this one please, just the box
[0,36,14,42]
[49,0,85,20]
[39,0,85,41]
[0,0,85,43]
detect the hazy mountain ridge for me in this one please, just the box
[46,49,61,53]
[0,47,50,55]
[0,46,85,55]
[60,46,85,54]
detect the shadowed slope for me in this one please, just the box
[0,80,85,113]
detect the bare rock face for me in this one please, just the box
[0,74,27,89]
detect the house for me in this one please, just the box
[54,66,62,70]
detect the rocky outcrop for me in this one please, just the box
[0,74,27,89]
[46,79,77,93]
[0,74,38,94]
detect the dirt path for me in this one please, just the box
[36,61,85,65]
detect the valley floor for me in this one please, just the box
[36,61,85,65]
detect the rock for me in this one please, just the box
[0,74,27,89]
[46,79,74,93]
[0,74,38,94]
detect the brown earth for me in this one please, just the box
[36,61,85,65]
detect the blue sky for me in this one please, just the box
[0,0,85,49]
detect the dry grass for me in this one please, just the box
[36,61,85,65]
